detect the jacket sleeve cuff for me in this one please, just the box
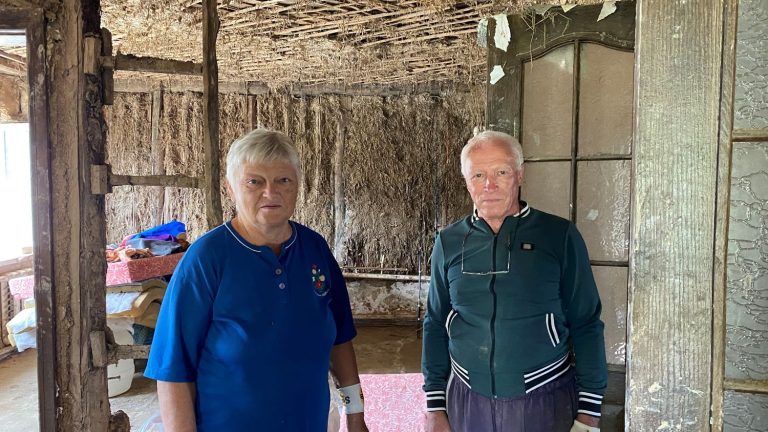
[425,390,447,411]
[577,391,603,417]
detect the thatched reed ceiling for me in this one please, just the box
[102,1,603,87]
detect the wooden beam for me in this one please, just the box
[0,254,33,274]
[202,0,223,229]
[150,89,165,226]
[732,128,768,142]
[110,173,198,188]
[0,48,25,64]
[0,50,27,78]
[91,164,199,193]
[112,78,466,96]
[627,0,724,430]
[723,378,768,395]
[108,344,151,364]
[106,53,203,76]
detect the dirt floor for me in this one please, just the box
[0,325,422,431]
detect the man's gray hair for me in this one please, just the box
[460,130,524,175]
[226,129,302,184]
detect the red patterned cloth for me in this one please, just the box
[8,275,34,301]
[8,254,184,295]
[340,373,426,432]
[105,253,184,286]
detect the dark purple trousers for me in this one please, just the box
[446,370,577,432]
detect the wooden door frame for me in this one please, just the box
[0,7,56,431]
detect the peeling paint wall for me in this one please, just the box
[347,280,429,319]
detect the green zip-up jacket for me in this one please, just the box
[422,204,607,417]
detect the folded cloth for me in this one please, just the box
[7,307,36,335]
[10,329,36,352]
[121,220,187,247]
[109,287,166,319]
[106,248,121,263]
[119,247,153,261]
[106,292,142,315]
[125,238,182,257]
[107,278,168,294]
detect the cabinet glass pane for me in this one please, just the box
[521,161,570,220]
[723,391,768,432]
[578,43,634,156]
[576,160,630,262]
[593,266,627,365]
[734,0,768,129]
[522,44,574,158]
[726,142,768,380]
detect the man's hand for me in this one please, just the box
[346,413,368,432]
[425,411,451,432]
[570,414,600,432]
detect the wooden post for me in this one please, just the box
[333,97,350,260]
[202,0,223,229]
[246,94,257,131]
[711,1,739,430]
[283,92,293,133]
[627,1,725,430]
[150,88,165,226]
[101,28,114,105]
[12,9,59,431]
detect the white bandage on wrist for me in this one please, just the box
[570,419,600,432]
[337,383,365,415]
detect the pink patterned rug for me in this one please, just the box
[340,373,426,432]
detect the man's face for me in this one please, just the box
[463,140,524,222]
[226,160,299,230]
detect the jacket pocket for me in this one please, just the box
[445,309,459,338]
[545,312,561,347]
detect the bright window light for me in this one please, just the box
[0,122,32,261]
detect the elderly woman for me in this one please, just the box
[145,129,368,432]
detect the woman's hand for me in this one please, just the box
[346,412,369,432]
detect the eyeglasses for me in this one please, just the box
[460,229,511,275]
[467,167,517,185]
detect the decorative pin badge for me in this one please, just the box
[521,242,535,251]
[311,264,329,296]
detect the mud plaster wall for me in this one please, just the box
[0,75,28,123]
[104,88,483,317]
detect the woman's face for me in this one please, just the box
[227,159,299,232]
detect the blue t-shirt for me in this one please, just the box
[144,221,356,431]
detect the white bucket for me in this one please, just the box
[108,358,135,397]
[107,320,135,397]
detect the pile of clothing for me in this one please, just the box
[106,220,189,263]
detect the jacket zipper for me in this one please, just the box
[489,234,498,397]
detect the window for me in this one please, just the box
[0,122,32,260]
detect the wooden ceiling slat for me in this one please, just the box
[102,0,494,86]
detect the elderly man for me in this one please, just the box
[422,131,607,432]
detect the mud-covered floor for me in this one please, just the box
[0,325,422,431]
